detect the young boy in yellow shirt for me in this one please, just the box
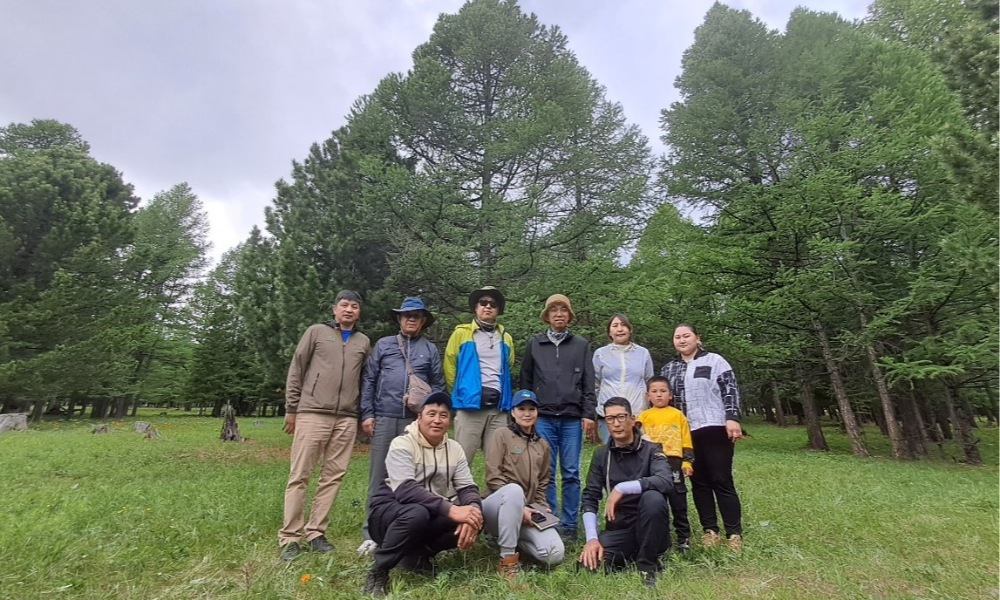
[637,376,693,551]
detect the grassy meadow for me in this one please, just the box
[0,412,997,600]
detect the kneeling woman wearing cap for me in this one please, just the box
[482,390,566,582]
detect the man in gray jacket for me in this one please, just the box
[279,290,371,561]
[357,297,445,553]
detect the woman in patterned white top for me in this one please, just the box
[659,323,744,552]
[592,313,654,443]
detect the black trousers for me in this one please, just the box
[666,485,692,542]
[690,425,742,537]
[369,502,459,571]
[599,490,670,574]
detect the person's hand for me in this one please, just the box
[725,420,743,442]
[448,504,483,530]
[578,539,604,572]
[683,466,693,478]
[455,522,478,551]
[605,488,623,521]
[362,418,375,436]
[283,414,296,435]
[522,507,537,526]
[582,418,596,436]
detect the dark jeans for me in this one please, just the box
[599,490,671,574]
[362,415,415,540]
[666,485,691,542]
[368,502,458,571]
[535,416,583,534]
[690,425,742,537]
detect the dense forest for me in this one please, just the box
[1,0,996,464]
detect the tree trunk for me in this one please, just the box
[130,397,140,417]
[863,341,908,459]
[772,380,787,427]
[220,404,242,442]
[899,390,928,457]
[944,384,981,465]
[871,404,888,436]
[66,397,77,419]
[984,385,998,426]
[812,318,868,457]
[796,364,828,451]
[31,401,47,422]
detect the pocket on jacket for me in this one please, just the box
[310,373,320,395]
[693,366,712,379]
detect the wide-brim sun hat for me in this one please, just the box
[390,296,436,329]
[468,286,506,315]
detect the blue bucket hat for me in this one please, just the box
[511,389,538,407]
[390,296,435,329]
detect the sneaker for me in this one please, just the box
[702,530,721,548]
[727,534,743,554]
[498,553,521,583]
[357,540,379,556]
[308,535,334,553]
[677,538,691,553]
[362,567,390,598]
[640,570,657,588]
[279,541,301,562]
[559,527,579,544]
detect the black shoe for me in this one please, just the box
[641,570,657,588]
[399,552,433,575]
[677,538,691,553]
[308,535,334,553]
[363,567,390,598]
[559,527,579,543]
[279,542,301,562]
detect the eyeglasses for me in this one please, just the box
[604,414,632,424]
[478,299,498,308]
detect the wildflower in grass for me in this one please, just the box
[299,574,311,585]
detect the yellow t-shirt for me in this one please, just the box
[637,405,693,473]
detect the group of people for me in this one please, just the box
[277,287,745,595]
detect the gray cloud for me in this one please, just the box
[0,0,868,264]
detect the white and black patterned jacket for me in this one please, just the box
[660,350,740,431]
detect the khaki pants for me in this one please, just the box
[453,407,505,466]
[278,413,357,546]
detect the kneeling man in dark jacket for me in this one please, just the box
[363,392,483,597]
[578,396,673,588]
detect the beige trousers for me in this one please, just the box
[453,407,505,467]
[278,413,357,546]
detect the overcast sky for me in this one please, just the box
[0,0,869,265]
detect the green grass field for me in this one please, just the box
[1,413,997,600]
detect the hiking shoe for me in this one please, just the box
[363,567,390,598]
[641,570,657,588]
[702,530,721,548]
[498,552,521,583]
[357,540,379,556]
[727,534,743,554]
[677,538,691,553]
[308,535,334,553]
[279,541,301,562]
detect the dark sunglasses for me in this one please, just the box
[478,299,498,308]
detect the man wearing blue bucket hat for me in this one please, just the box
[357,297,445,554]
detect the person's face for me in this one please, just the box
[511,402,538,430]
[604,405,635,445]
[547,303,571,331]
[475,296,499,323]
[647,382,673,409]
[333,299,361,328]
[398,311,426,336]
[417,403,451,444]
[608,317,631,344]
[673,326,700,357]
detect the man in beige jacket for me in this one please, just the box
[279,290,371,561]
